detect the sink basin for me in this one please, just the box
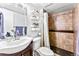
[0,36,33,54]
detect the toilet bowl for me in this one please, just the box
[36,47,54,56]
[33,37,54,56]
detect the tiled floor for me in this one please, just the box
[54,53,61,56]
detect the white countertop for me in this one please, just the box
[0,36,33,54]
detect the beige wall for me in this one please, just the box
[48,10,75,53]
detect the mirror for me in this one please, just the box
[0,4,27,39]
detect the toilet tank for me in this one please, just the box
[33,37,41,50]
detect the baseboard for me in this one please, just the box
[50,46,74,56]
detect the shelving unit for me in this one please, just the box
[30,9,40,33]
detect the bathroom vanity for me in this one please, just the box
[0,36,33,56]
[0,41,33,56]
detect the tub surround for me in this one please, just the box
[48,10,75,55]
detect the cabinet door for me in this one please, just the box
[22,42,33,56]
[23,49,32,56]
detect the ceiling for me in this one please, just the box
[25,3,76,13]
[44,3,76,13]
[0,3,76,14]
[25,3,51,9]
[0,3,26,15]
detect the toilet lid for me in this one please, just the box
[36,47,54,56]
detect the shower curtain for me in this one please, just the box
[43,12,50,48]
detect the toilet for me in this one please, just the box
[33,37,54,56]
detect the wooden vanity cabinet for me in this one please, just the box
[0,41,33,56]
[21,41,33,56]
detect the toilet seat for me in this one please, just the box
[36,47,54,56]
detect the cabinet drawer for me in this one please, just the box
[22,41,33,56]
[23,50,32,56]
